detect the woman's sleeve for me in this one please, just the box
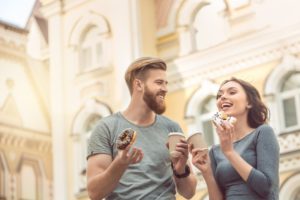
[246,125,280,197]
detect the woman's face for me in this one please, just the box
[216,81,250,117]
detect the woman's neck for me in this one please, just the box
[233,116,255,141]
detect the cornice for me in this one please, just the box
[0,124,51,154]
[0,27,27,53]
[167,23,300,92]
[40,0,63,17]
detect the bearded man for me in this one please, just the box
[86,57,197,200]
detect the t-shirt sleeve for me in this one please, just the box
[170,121,183,133]
[87,120,113,160]
[246,125,280,198]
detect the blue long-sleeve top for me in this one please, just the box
[209,124,280,200]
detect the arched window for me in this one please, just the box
[69,13,112,75]
[79,26,106,72]
[264,55,300,133]
[185,80,219,146]
[279,73,300,131]
[78,114,101,192]
[72,99,112,194]
[193,0,229,50]
[17,157,42,200]
[20,165,37,200]
[198,96,218,146]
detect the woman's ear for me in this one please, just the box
[246,104,252,109]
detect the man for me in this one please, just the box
[86,57,197,200]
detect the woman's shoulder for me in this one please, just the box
[255,124,275,134]
[254,124,278,142]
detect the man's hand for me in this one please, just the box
[171,138,189,173]
[117,146,144,166]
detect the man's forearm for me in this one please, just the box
[174,171,197,199]
[87,159,128,200]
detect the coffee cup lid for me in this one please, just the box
[168,132,185,137]
[187,132,203,139]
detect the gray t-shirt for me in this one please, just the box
[210,124,279,200]
[87,112,183,200]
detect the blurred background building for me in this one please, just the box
[0,0,300,199]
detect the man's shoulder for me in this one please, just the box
[157,114,176,123]
[156,115,181,129]
[96,112,120,127]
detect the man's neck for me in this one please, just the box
[122,101,156,126]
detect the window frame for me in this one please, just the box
[278,84,300,132]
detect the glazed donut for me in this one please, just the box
[212,111,237,126]
[116,128,137,150]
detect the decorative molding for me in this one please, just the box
[279,152,300,173]
[0,124,51,154]
[185,79,218,118]
[168,23,300,92]
[156,0,183,37]
[177,0,211,26]
[278,130,300,155]
[68,12,111,47]
[265,54,300,96]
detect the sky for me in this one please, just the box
[0,0,36,29]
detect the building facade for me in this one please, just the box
[0,0,300,199]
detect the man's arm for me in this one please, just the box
[173,162,197,199]
[171,139,197,199]
[86,147,143,200]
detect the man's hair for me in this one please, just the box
[125,57,167,94]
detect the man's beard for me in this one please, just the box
[143,86,166,114]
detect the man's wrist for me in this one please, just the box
[171,163,190,178]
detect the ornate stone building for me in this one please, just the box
[0,0,300,199]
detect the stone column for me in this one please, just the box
[40,0,67,199]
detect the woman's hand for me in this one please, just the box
[191,148,210,173]
[215,121,235,156]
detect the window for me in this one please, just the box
[72,100,112,194]
[20,165,37,200]
[193,0,229,50]
[78,114,101,192]
[79,27,105,72]
[279,73,300,131]
[197,96,218,146]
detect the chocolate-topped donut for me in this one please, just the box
[116,128,137,150]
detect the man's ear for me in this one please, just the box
[134,79,143,91]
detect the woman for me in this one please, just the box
[191,77,279,200]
